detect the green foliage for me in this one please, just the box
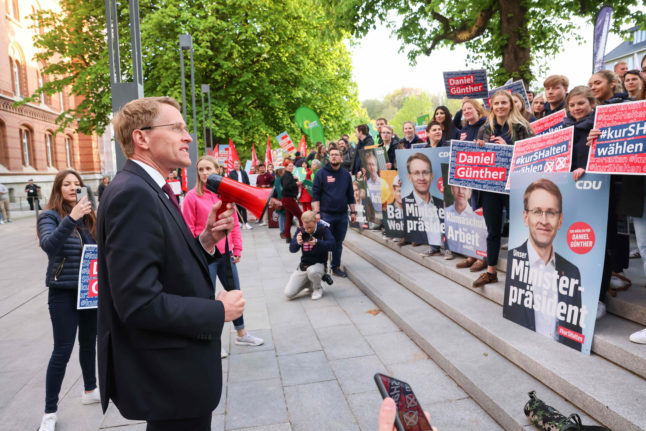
[352,0,646,86]
[25,0,364,159]
[391,92,433,133]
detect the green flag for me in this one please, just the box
[417,114,431,126]
[295,106,325,145]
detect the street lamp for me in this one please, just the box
[179,34,198,189]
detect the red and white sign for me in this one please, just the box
[276,131,296,155]
[530,109,566,135]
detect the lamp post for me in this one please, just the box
[179,34,197,189]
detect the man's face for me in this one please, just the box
[354,128,363,140]
[428,125,442,143]
[403,123,415,139]
[615,63,628,78]
[380,128,392,143]
[29,180,34,185]
[329,150,342,167]
[337,140,346,151]
[451,185,471,205]
[545,84,567,106]
[286,162,294,172]
[366,156,378,177]
[258,165,266,174]
[407,158,432,196]
[353,183,360,202]
[142,104,192,172]
[393,185,402,205]
[234,160,241,170]
[523,188,563,250]
[376,119,386,131]
[303,219,317,234]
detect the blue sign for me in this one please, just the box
[448,140,514,194]
[504,172,609,354]
[443,69,489,99]
[485,80,530,110]
[77,245,98,310]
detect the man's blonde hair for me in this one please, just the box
[113,97,181,157]
[301,210,317,223]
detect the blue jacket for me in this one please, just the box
[312,162,355,215]
[460,117,486,142]
[563,110,594,171]
[38,209,95,289]
[289,222,335,265]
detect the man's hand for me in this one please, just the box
[572,168,586,181]
[199,201,235,253]
[490,136,506,145]
[296,231,303,245]
[350,213,357,223]
[216,290,245,322]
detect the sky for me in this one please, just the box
[349,18,624,101]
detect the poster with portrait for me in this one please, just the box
[359,147,389,224]
[77,245,98,310]
[440,164,487,259]
[380,170,404,238]
[503,172,609,354]
[395,147,449,246]
[586,100,646,174]
[350,177,369,230]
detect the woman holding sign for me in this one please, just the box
[563,86,596,181]
[36,170,98,431]
[473,90,533,287]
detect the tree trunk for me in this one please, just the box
[498,0,532,84]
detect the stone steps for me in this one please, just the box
[343,229,646,431]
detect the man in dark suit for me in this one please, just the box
[503,178,585,351]
[97,96,246,431]
[228,159,252,229]
[402,152,444,246]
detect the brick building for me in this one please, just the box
[0,0,112,210]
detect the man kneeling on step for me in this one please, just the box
[285,211,335,300]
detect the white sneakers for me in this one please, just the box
[244,223,253,230]
[235,334,264,346]
[629,328,646,344]
[596,301,607,320]
[81,388,101,405]
[39,413,56,431]
[221,348,228,358]
[311,288,323,300]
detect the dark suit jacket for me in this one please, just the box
[228,169,250,185]
[503,241,583,351]
[97,160,226,420]
[402,191,444,245]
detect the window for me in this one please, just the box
[59,92,65,112]
[9,44,26,98]
[46,133,53,167]
[634,30,646,44]
[12,59,21,96]
[65,136,72,167]
[20,128,31,167]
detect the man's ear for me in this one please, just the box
[132,129,150,151]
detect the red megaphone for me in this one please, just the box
[205,174,273,221]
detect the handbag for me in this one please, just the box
[524,391,611,431]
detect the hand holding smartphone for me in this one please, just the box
[76,187,88,203]
[374,373,433,431]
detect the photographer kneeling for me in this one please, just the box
[285,211,335,300]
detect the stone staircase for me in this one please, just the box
[342,228,646,431]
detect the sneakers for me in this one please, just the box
[332,268,347,278]
[39,413,56,431]
[443,249,455,260]
[629,248,641,258]
[596,301,607,320]
[235,333,264,346]
[629,328,646,344]
[469,259,487,272]
[426,248,442,256]
[81,388,101,405]
[221,348,228,358]
[311,288,323,300]
[258,221,266,226]
[245,223,253,230]
[472,271,498,288]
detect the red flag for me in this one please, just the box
[214,143,219,160]
[265,135,273,165]
[180,168,188,192]
[227,138,241,173]
[298,135,307,156]
[251,143,258,167]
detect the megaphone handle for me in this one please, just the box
[222,235,236,292]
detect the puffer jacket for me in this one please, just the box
[562,110,594,171]
[38,209,93,289]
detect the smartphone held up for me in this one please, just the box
[374,373,433,431]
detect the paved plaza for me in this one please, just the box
[0,215,502,430]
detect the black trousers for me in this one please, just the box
[481,191,509,267]
[236,204,248,223]
[146,414,211,431]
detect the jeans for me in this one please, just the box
[278,211,285,232]
[481,191,509,267]
[633,193,646,274]
[209,256,244,330]
[321,212,348,269]
[284,263,325,298]
[45,288,97,413]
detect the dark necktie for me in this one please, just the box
[161,183,182,215]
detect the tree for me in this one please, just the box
[26,0,364,160]
[353,0,645,86]
[391,92,433,133]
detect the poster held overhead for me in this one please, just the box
[443,69,489,99]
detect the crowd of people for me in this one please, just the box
[30,55,646,431]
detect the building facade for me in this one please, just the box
[0,0,110,210]
[604,26,646,72]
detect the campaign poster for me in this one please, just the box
[415,125,427,142]
[350,177,369,229]
[530,110,566,135]
[443,69,489,99]
[381,170,404,238]
[586,100,646,174]
[448,140,514,194]
[359,148,388,223]
[417,114,431,126]
[395,147,449,246]
[441,164,487,259]
[77,245,98,310]
[485,80,530,110]
[504,172,609,354]
[276,131,296,155]
[507,127,574,189]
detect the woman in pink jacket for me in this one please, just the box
[182,155,263,356]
